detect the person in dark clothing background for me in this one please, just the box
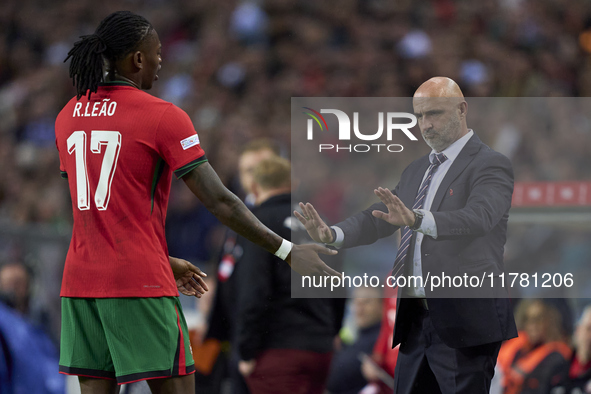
[236,156,342,394]
[326,287,383,394]
[203,139,280,394]
[498,299,571,394]
[550,305,591,394]
[0,261,54,342]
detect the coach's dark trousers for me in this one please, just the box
[393,299,501,394]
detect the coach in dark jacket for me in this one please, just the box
[296,77,517,394]
[236,156,340,394]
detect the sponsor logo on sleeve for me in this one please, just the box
[180,135,200,150]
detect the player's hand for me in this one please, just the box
[372,187,415,227]
[286,243,341,277]
[294,202,335,243]
[239,360,256,377]
[169,256,209,298]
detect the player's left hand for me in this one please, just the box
[372,187,415,227]
[239,360,256,377]
[169,256,209,298]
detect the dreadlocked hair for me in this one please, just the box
[64,11,153,100]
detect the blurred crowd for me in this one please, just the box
[2,0,591,228]
[1,0,591,393]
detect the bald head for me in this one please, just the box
[413,77,469,152]
[414,77,465,99]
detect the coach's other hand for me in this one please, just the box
[295,202,335,243]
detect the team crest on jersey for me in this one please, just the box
[180,135,200,150]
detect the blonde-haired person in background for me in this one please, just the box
[204,139,281,394]
[237,156,343,394]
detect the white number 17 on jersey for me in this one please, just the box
[67,130,121,211]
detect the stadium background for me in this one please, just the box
[0,0,591,392]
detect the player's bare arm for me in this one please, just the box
[182,163,340,277]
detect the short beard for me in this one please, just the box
[423,115,461,152]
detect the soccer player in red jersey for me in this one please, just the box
[55,11,339,394]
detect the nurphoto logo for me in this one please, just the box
[302,107,418,153]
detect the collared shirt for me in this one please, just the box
[406,129,474,297]
[330,130,475,297]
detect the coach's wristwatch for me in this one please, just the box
[410,209,424,231]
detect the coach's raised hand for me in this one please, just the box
[294,202,335,243]
[372,187,415,227]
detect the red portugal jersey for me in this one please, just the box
[55,82,207,298]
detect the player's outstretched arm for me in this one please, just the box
[182,163,340,277]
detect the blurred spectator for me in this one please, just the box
[550,305,591,394]
[204,139,280,394]
[326,287,383,394]
[361,286,399,394]
[0,261,52,338]
[0,302,65,394]
[236,156,341,394]
[497,299,572,394]
[230,1,269,46]
[1,0,590,234]
[237,139,281,207]
[0,261,30,314]
[165,183,221,273]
